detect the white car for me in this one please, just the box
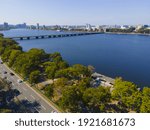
[17,79,23,83]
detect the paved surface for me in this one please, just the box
[92,72,114,84]
[91,72,114,87]
[0,60,59,113]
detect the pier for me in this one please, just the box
[91,72,115,88]
[7,32,104,40]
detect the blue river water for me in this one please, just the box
[1,29,150,87]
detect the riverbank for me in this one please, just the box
[105,32,150,36]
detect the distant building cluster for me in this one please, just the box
[0,22,27,30]
[0,22,150,33]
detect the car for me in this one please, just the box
[7,81,12,84]
[17,79,23,83]
[3,71,7,74]
[13,89,20,96]
[10,72,14,76]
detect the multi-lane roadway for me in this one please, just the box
[0,60,59,113]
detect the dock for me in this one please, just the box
[91,72,115,87]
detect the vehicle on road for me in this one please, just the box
[7,81,12,85]
[13,89,20,96]
[17,79,23,83]
[3,71,7,74]
[10,72,14,76]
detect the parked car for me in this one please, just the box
[17,79,23,83]
[3,71,7,74]
[10,72,14,76]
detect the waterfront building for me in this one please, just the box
[29,25,36,29]
[143,25,149,28]
[136,25,144,31]
[121,25,129,29]
[96,25,104,32]
[147,26,150,29]
[3,22,9,29]
[86,24,92,31]
[15,23,27,28]
[36,23,40,30]
[42,25,46,30]
[135,24,150,32]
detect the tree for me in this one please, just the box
[140,87,150,113]
[55,68,70,79]
[54,78,69,88]
[8,50,22,67]
[112,78,138,100]
[59,86,82,112]
[50,52,63,63]
[72,64,91,77]
[0,33,4,37]
[29,70,41,84]
[27,48,46,66]
[45,65,57,79]
[88,65,95,73]
[50,52,61,59]
[112,78,141,112]
[44,84,54,98]
[77,77,92,92]
[1,48,12,62]
[83,86,111,112]
[58,61,69,69]
[13,49,46,77]
[52,78,69,102]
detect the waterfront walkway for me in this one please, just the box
[91,72,115,87]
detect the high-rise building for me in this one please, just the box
[23,23,27,28]
[36,23,40,29]
[96,25,104,32]
[15,23,27,28]
[86,24,92,31]
[42,25,46,30]
[3,22,9,29]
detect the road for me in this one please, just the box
[0,60,59,113]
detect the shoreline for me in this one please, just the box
[1,28,150,37]
[105,32,150,36]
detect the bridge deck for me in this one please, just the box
[7,32,104,40]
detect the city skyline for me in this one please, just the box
[0,0,150,25]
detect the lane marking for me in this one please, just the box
[41,105,46,110]
[25,97,28,101]
[2,62,59,112]
[31,95,35,100]
[34,108,40,113]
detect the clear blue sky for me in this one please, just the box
[0,0,150,25]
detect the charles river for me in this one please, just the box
[1,29,150,87]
